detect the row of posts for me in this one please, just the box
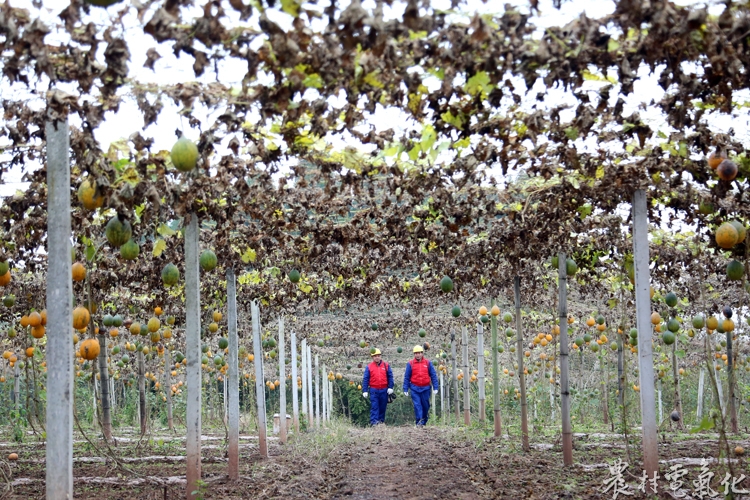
[43,110,341,500]
[45,108,659,499]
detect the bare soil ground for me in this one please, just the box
[1,425,748,499]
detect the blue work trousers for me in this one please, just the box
[410,388,431,426]
[369,388,388,425]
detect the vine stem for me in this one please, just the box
[696,235,736,480]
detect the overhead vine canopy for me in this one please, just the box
[0,0,749,317]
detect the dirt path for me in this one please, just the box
[319,426,494,499]
[5,425,746,498]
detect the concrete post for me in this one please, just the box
[301,339,308,427]
[697,367,705,419]
[440,372,444,422]
[13,363,20,411]
[251,301,268,457]
[491,299,502,436]
[632,189,659,486]
[185,213,202,499]
[515,276,529,452]
[462,326,470,425]
[306,345,313,427]
[291,330,299,434]
[165,349,173,430]
[227,268,239,479]
[278,318,287,443]
[322,363,327,425]
[138,350,146,436]
[315,354,320,429]
[45,109,74,500]
[477,323,485,423]
[328,380,333,420]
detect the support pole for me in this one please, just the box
[97,331,111,440]
[138,350,146,436]
[697,367,705,419]
[111,376,116,413]
[165,349,173,431]
[462,326,470,425]
[726,328,738,432]
[632,189,659,487]
[328,380,333,420]
[558,253,573,466]
[477,323,485,423]
[451,331,459,421]
[306,345,313,428]
[227,268,239,479]
[617,335,624,406]
[515,276,530,452]
[45,106,74,500]
[431,382,436,419]
[657,380,663,423]
[491,299,501,436]
[291,330,299,435]
[279,318,287,443]
[251,301,268,457]
[185,213,202,499]
[322,364,327,424]
[13,364,20,411]
[301,339,308,427]
[315,354,320,429]
[439,372,445,422]
[715,365,725,414]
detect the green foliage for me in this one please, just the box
[690,416,715,434]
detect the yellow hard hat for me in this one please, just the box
[371,348,382,356]
[413,345,424,353]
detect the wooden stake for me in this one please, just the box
[558,252,573,466]
[515,276,529,452]
[96,334,111,440]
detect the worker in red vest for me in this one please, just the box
[362,349,394,425]
[403,345,439,426]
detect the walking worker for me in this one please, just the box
[403,345,439,426]
[362,349,394,425]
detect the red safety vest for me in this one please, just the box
[368,360,389,389]
[409,358,431,387]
